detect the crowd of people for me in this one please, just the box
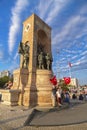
[52,85,70,107]
[72,90,87,101]
[52,85,87,107]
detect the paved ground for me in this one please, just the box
[0,100,87,130]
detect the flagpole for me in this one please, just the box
[69,65,71,78]
[56,49,60,80]
[68,62,72,78]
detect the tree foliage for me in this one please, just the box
[58,79,69,91]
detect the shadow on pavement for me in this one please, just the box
[24,101,87,126]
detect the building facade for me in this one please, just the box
[69,78,79,88]
[0,71,11,78]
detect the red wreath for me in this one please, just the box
[50,76,57,85]
[63,77,71,84]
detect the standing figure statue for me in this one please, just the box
[45,53,53,70]
[38,51,44,69]
[18,41,30,69]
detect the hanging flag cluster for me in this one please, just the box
[63,77,71,84]
[50,76,57,85]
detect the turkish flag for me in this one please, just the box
[50,76,57,85]
[63,77,71,84]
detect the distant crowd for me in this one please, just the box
[71,90,87,101]
[52,85,87,107]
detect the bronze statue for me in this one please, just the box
[45,53,53,70]
[18,41,30,69]
[38,51,44,69]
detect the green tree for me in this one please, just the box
[58,79,69,91]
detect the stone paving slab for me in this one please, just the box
[0,104,34,130]
[20,123,87,130]
[29,103,87,126]
[1,123,87,130]
[0,100,87,130]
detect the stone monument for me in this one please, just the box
[12,14,53,107]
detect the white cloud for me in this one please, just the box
[46,0,69,24]
[73,56,86,67]
[80,56,86,62]
[8,0,29,54]
[13,52,19,60]
[38,0,69,24]
[80,50,87,56]
[63,49,77,54]
[71,55,78,60]
[52,4,87,49]
[53,15,81,45]
[38,0,53,19]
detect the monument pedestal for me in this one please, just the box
[18,87,37,107]
[36,69,53,107]
[0,89,21,106]
[12,68,29,90]
[12,69,53,107]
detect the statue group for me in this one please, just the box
[37,42,53,70]
[18,41,53,70]
[38,51,53,70]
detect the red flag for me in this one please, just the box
[50,76,57,85]
[68,62,72,67]
[63,77,71,84]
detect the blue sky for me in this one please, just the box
[0,0,87,85]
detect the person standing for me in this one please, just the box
[64,91,70,104]
[56,88,62,106]
[52,85,57,107]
